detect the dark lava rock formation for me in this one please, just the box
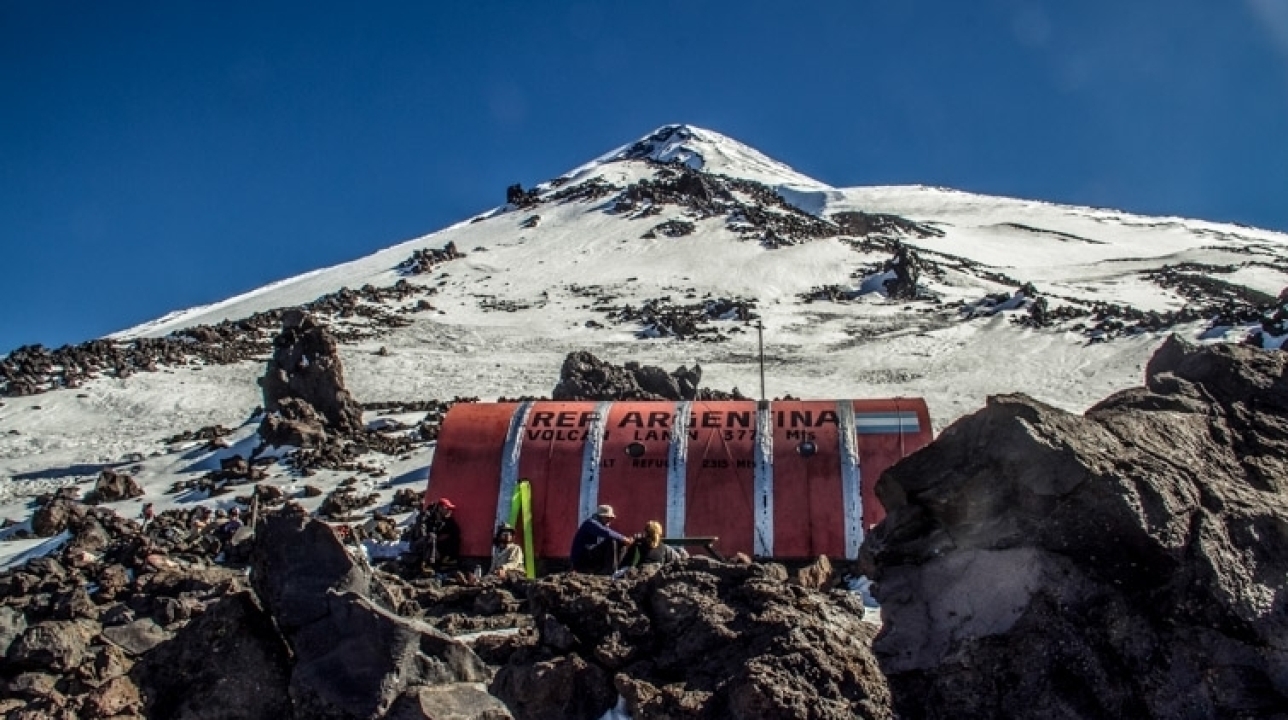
[0,281,434,398]
[552,351,748,402]
[259,310,365,445]
[863,335,1288,719]
[0,501,511,720]
[491,560,892,720]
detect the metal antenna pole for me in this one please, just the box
[757,319,766,403]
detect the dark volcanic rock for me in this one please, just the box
[290,592,489,719]
[249,504,373,634]
[552,351,652,401]
[881,243,922,300]
[9,619,98,673]
[492,559,891,719]
[31,496,85,537]
[259,396,330,448]
[864,335,1288,719]
[386,683,514,719]
[398,241,465,276]
[84,468,144,504]
[258,310,364,436]
[132,591,293,720]
[0,606,28,658]
[553,351,713,402]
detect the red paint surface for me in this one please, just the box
[684,401,758,556]
[424,403,510,557]
[516,402,592,558]
[598,402,673,542]
[852,398,934,529]
[772,400,846,558]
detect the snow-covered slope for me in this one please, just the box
[2,123,1286,564]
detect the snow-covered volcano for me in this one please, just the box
[2,123,1286,560]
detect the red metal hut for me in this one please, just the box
[424,399,932,562]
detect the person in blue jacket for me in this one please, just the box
[570,504,633,575]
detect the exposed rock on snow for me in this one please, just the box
[0,279,435,397]
[830,211,944,240]
[260,311,365,436]
[605,296,757,341]
[397,241,465,276]
[84,469,145,505]
[641,219,695,239]
[551,351,747,402]
[864,335,1288,719]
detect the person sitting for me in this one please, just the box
[490,523,525,579]
[414,498,461,574]
[190,506,212,533]
[569,504,633,575]
[216,506,244,541]
[626,520,687,568]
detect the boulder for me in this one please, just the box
[0,605,29,658]
[31,496,83,537]
[132,591,292,720]
[631,362,683,399]
[792,555,835,590]
[289,592,488,719]
[259,396,330,448]
[258,310,364,435]
[81,676,142,718]
[864,336,1288,719]
[492,559,890,719]
[85,468,144,504]
[9,619,99,673]
[249,505,372,633]
[386,683,514,720]
[101,618,172,657]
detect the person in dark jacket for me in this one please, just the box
[570,504,633,575]
[413,498,461,573]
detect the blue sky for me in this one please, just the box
[3,1,1287,353]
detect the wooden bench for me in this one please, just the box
[662,536,723,561]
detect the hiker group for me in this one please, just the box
[403,497,686,581]
[570,504,687,575]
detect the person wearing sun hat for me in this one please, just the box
[488,523,525,579]
[570,504,633,575]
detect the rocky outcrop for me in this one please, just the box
[398,242,465,276]
[1,280,433,398]
[552,351,751,402]
[84,469,145,505]
[132,591,293,720]
[249,504,374,633]
[881,243,922,300]
[259,396,331,448]
[248,506,490,718]
[600,296,757,341]
[259,310,365,443]
[1250,285,1288,350]
[2,500,501,719]
[492,559,891,719]
[831,211,944,240]
[30,495,85,537]
[863,336,1288,719]
[552,351,702,401]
